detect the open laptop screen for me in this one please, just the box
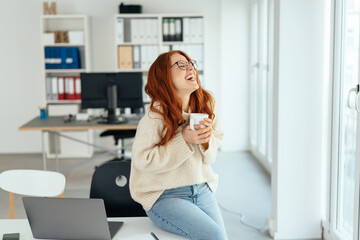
[22,197,123,240]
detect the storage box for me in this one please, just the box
[55,31,69,43]
[68,31,84,44]
[119,3,142,13]
[43,33,55,44]
[118,46,133,69]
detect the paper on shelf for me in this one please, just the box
[43,33,55,44]
[68,31,84,44]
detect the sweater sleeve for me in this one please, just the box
[132,113,194,174]
[199,107,224,164]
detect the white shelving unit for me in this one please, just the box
[41,15,93,159]
[114,13,205,104]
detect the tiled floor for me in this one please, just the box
[0,151,273,240]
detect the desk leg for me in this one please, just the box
[41,131,47,171]
[55,132,59,172]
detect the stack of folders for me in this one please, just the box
[172,44,204,71]
[162,18,182,42]
[45,47,81,69]
[163,17,203,43]
[183,18,203,43]
[118,46,159,70]
[116,18,158,44]
[46,76,81,101]
[140,46,159,70]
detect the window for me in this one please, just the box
[250,0,273,169]
[329,0,360,239]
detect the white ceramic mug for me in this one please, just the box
[189,113,209,130]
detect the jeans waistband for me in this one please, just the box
[159,183,208,199]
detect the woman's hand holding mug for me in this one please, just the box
[182,116,213,145]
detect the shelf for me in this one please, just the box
[115,14,160,18]
[117,42,203,46]
[41,14,93,159]
[117,42,159,46]
[115,68,200,73]
[46,100,81,104]
[161,13,204,18]
[44,43,86,47]
[162,41,204,45]
[45,69,86,73]
[115,13,204,105]
[116,13,204,18]
[41,15,87,20]
[116,69,148,72]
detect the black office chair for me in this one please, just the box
[89,160,147,217]
[100,107,143,162]
[100,129,136,161]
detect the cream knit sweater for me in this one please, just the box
[129,107,224,211]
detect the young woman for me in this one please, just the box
[130,50,227,240]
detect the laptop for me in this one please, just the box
[22,197,124,240]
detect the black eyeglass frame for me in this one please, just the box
[170,60,198,71]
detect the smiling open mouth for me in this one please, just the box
[185,74,195,81]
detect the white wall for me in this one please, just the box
[219,0,250,151]
[271,0,325,238]
[0,0,251,153]
[0,0,44,153]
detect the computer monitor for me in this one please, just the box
[80,72,143,124]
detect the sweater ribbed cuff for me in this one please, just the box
[199,136,217,164]
[170,130,195,159]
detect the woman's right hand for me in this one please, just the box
[182,123,212,145]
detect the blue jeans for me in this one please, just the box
[146,183,228,240]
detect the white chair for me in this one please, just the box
[0,169,66,219]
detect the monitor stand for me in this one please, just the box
[97,114,128,124]
[115,115,128,123]
[97,84,128,124]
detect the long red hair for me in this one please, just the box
[145,50,215,147]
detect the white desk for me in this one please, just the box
[0,217,187,240]
[19,116,141,173]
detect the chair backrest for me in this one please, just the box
[0,169,66,196]
[89,161,146,217]
[0,169,66,219]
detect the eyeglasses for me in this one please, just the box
[170,60,198,71]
